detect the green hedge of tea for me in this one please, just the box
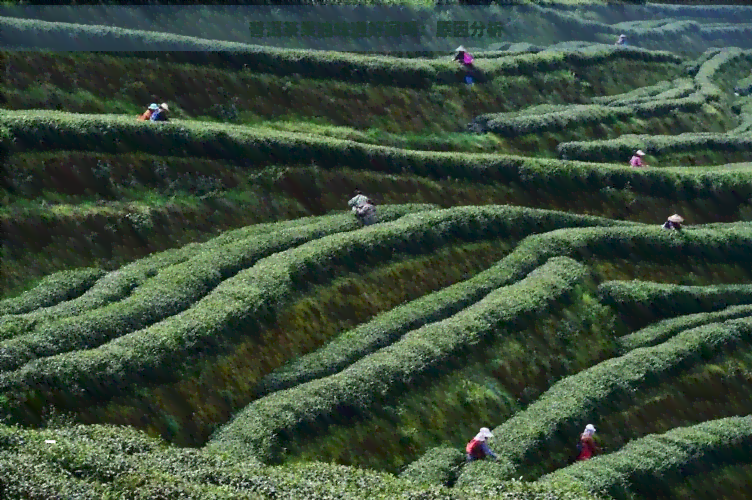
[0,205,581,413]
[557,4,752,23]
[558,132,752,163]
[539,416,752,500]
[4,110,752,201]
[737,74,752,95]
[694,48,752,101]
[613,79,696,107]
[471,95,705,136]
[0,268,104,318]
[0,211,418,374]
[0,16,681,88]
[684,49,724,78]
[533,6,752,51]
[733,96,752,134]
[591,78,694,107]
[399,446,465,487]
[455,315,752,485]
[598,280,752,330]
[207,257,588,464]
[619,303,752,352]
[254,209,633,398]
[0,421,600,500]
[0,214,362,342]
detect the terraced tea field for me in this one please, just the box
[2,2,752,499]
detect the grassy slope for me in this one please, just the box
[0,50,693,299]
[287,278,619,474]
[78,240,515,447]
[3,52,672,133]
[280,258,752,473]
[5,16,752,498]
[670,463,752,500]
[7,155,752,300]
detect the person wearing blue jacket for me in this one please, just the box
[150,102,170,122]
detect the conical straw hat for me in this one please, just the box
[668,214,684,223]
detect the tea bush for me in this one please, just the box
[539,416,752,500]
[400,446,465,487]
[0,17,682,87]
[254,208,632,397]
[0,421,603,500]
[0,213,382,340]
[0,267,104,317]
[0,205,588,412]
[207,257,588,463]
[619,303,752,351]
[5,110,752,201]
[0,212,406,373]
[456,315,752,485]
[558,132,752,163]
[470,96,705,136]
[598,280,752,329]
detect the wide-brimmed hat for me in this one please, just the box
[455,45,467,52]
[474,427,494,441]
[619,34,627,39]
[148,103,159,110]
[668,214,684,223]
[159,103,169,111]
[636,150,646,156]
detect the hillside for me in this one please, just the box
[2,3,752,499]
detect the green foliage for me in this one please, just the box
[619,303,752,352]
[733,96,752,135]
[0,215,341,340]
[2,205,428,377]
[471,96,705,136]
[290,278,619,473]
[0,420,603,500]
[598,280,752,329]
[0,212,395,373]
[590,78,681,106]
[254,207,631,398]
[0,205,556,412]
[684,49,724,78]
[694,48,752,101]
[604,79,696,107]
[207,256,589,463]
[456,314,752,486]
[0,126,9,174]
[0,267,104,317]
[0,17,682,87]
[558,132,752,163]
[556,49,752,162]
[737,74,752,94]
[5,12,752,498]
[400,446,465,486]
[539,416,752,500]
[531,5,752,52]
[5,110,752,201]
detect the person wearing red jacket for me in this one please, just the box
[465,427,498,462]
[576,424,602,461]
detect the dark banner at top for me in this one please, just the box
[1,4,751,52]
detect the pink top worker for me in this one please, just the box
[630,150,647,167]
